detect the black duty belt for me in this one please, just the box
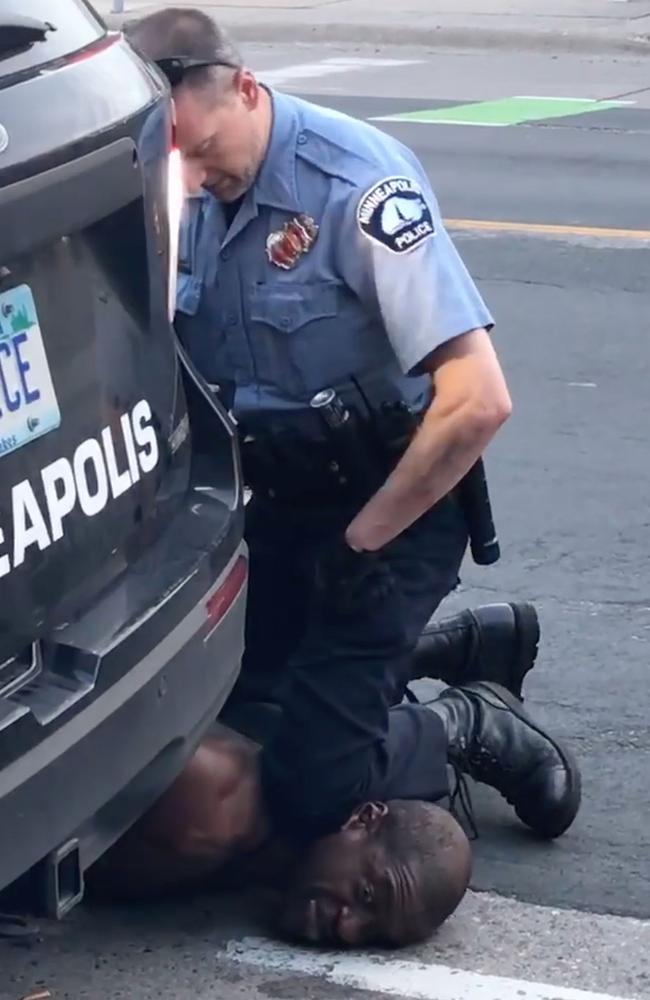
[240,432,383,507]
[239,390,500,565]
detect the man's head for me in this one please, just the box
[125,8,270,198]
[277,801,471,948]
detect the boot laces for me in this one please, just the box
[453,739,520,808]
[406,684,480,839]
[449,766,479,841]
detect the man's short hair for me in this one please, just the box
[124,7,242,94]
[380,801,471,941]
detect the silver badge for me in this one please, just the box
[0,125,8,155]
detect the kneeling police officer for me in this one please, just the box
[127,10,581,841]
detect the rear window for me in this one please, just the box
[0,1,104,80]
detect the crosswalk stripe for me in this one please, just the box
[257,57,422,88]
[222,936,637,1000]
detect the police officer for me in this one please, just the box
[126,10,581,842]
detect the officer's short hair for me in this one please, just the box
[124,7,243,96]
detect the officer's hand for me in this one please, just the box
[313,536,395,618]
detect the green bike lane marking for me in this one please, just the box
[370,95,635,127]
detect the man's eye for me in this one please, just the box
[359,884,374,905]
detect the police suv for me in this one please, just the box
[0,2,247,918]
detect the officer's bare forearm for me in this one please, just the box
[346,329,512,550]
[346,399,506,551]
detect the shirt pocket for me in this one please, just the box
[248,281,340,398]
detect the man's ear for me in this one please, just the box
[342,802,388,834]
[240,70,260,109]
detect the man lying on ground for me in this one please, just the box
[87,681,580,948]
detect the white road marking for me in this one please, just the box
[222,937,638,1000]
[516,95,636,105]
[369,116,508,126]
[258,57,422,87]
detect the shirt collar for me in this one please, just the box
[253,87,302,213]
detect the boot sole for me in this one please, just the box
[461,681,582,839]
[510,602,541,700]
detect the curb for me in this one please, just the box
[103,13,650,57]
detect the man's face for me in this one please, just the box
[276,804,427,948]
[173,71,265,200]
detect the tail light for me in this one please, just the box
[205,555,248,637]
[63,32,120,66]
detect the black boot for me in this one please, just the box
[411,603,540,699]
[428,680,581,839]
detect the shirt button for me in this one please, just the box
[297,132,308,145]
[280,317,291,328]
[227,314,237,326]
[220,248,231,261]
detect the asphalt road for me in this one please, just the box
[2,46,650,1000]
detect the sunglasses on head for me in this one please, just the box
[155,56,239,88]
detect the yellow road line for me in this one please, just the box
[443,218,650,240]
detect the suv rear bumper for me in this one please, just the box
[0,505,247,910]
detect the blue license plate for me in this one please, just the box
[0,284,61,457]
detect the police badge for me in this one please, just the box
[266,214,319,269]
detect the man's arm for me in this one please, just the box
[346,327,511,551]
[86,728,270,900]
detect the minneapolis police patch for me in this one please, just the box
[357,176,435,254]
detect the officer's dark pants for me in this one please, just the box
[226,492,469,839]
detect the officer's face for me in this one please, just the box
[276,804,429,948]
[173,71,267,200]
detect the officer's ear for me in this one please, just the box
[239,69,260,110]
[342,802,388,835]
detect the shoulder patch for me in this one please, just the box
[357,176,435,254]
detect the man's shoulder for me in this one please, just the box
[287,93,423,191]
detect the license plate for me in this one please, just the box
[0,284,61,457]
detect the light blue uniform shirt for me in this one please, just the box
[174,89,493,435]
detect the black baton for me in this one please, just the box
[456,457,501,566]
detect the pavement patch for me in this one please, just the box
[222,937,641,1000]
[371,95,634,127]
